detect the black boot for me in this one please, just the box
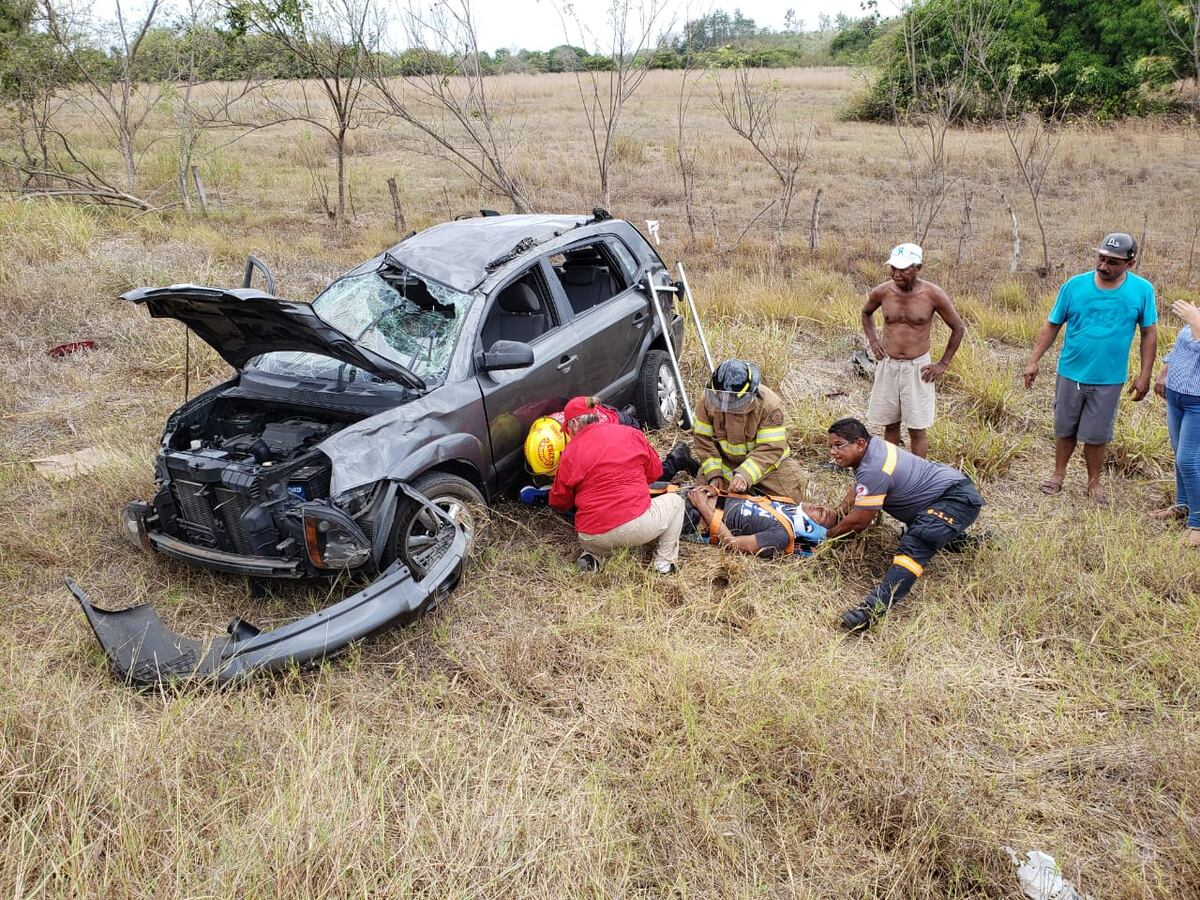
[663,441,699,479]
[840,563,919,631]
[841,600,888,632]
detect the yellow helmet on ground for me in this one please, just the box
[525,416,566,475]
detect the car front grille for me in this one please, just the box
[171,480,256,554]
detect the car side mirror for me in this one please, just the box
[479,340,534,373]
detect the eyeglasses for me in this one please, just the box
[828,440,853,451]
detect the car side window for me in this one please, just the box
[549,242,630,316]
[480,264,558,351]
[607,239,640,282]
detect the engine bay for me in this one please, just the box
[166,396,356,468]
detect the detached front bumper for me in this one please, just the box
[69,524,466,686]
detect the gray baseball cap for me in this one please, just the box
[1095,232,1137,260]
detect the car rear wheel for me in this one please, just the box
[386,471,485,579]
[634,349,680,430]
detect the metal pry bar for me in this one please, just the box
[676,262,715,374]
[644,278,695,431]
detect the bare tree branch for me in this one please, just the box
[891,0,1012,244]
[366,0,533,213]
[711,66,813,244]
[41,0,170,190]
[214,0,375,226]
[559,0,671,208]
[1160,1,1200,118]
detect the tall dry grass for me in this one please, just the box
[1,68,1198,897]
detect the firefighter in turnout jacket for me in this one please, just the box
[693,359,805,501]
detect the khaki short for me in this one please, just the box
[866,352,936,430]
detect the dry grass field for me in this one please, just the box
[2,67,1199,896]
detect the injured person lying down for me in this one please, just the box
[681,483,836,558]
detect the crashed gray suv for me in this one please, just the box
[72,212,685,684]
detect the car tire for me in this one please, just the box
[634,348,681,430]
[386,471,485,579]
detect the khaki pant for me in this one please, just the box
[578,493,685,565]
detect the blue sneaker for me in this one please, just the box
[519,485,551,506]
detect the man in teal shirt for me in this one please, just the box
[1022,233,1158,503]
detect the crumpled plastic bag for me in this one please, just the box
[1004,847,1091,900]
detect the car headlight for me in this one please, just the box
[303,509,371,570]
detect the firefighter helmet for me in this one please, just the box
[705,359,761,413]
[524,416,566,475]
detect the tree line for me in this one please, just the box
[851,0,1200,121]
[1,0,1197,275]
[0,0,875,224]
[0,3,865,87]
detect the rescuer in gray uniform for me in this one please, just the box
[823,417,984,630]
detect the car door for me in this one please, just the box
[476,260,588,488]
[546,238,650,405]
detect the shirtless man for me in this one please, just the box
[861,242,966,458]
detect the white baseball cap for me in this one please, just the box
[886,242,923,269]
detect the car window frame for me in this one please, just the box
[474,259,565,357]
[544,238,636,323]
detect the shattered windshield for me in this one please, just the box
[248,267,475,384]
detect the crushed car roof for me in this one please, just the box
[381,214,598,292]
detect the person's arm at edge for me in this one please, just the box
[1023,321,1064,389]
[922,286,966,381]
[735,402,788,491]
[862,285,886,360]
[548,452,577,512]
[1154,362,1169,399]
[716,528,769,555]
[1130,286,1158,401]
[1130,323,1157,400]
[825,507,877,540]
[638,429,664,482]
[827,483,876,539]
[692,399,725,487]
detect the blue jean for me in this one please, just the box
[1166,388,1200,529]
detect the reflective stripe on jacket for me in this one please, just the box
[693,385,792,487]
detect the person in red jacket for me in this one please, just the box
[549,396,685,573]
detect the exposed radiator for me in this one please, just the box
[171,479,220,547]
[213,487,255,553]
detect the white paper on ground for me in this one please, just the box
[1004,847,1091,900]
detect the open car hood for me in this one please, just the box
[71,486,464,686]
[123,285,425,390]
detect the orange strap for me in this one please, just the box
[737,495,796,556]
[649,484,683,495]
[705,494,795,555]
[708,507,725,545]
[654,484,798,555]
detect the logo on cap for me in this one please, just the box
[887,242,923,269]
